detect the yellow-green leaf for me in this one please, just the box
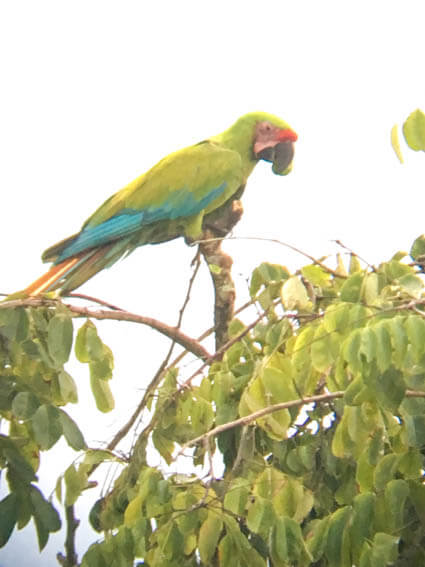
[391,124,404,163]
[199,512,223,564]
[281,276,310,310]
[403,108,425,151]
[90,375,114,413]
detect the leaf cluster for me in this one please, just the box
[74,236,425,566]
[0,305,114,550]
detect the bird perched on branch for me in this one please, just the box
[24,112,297,295]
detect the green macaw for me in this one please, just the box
[25,111,297,295]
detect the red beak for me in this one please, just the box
[277,128,298,143]
[253,126,298,156]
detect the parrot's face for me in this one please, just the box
[253,121,297,175]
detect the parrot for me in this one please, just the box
[23,111,297,296]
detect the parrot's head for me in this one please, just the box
[253,119,298,176]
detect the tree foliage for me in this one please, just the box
[2,234,425,566]
[1,110,425,566]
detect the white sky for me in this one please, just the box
[1,1,425,565]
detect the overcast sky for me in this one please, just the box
[2,1,425,565]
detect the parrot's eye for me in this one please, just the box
[261,122,272,133]
[257,121,272,135]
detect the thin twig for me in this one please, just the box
[178,389,425,455]
[333,239,376,271]
[195,235,347,279]
[65,292,125,311]
[179,307,271,389]
[92,255,203,466]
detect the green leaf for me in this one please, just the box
[348,304,372,329]
[410,234,425,262]
[356,451,376,493]
[281,516,311,563]
[59,410,87,450]
[305,517,330,562]
[405,316,425,363]
[373,324,392,373]
[391,124,404,163]
[218,533,238,566]
[75,320,103,362]
[0,493,18,547]
[82,448,122,466]
[323,303,351,334]
[326,507,352,567]
[58,370,78,404]
[152,429,174,464]
[385,479,409,530]
[11,391,39,419]
[398,273,423,298]
[31,404,63,450]
[3,445,37,483]
[374,454,399,492]
[359,532,399,567]
[30,485,61,550]
[351,492,376,564]
[301,264,331,287]
[374,367,405,412]
[157,521,183,561]
[409,482,425,526]
[124,493,143,528]
[47,314,73,366]
[349,254,363,274]
[198,511,223,564]
[261,366,297,402]
[343,329,362,374]
[398,449,423,479]
[311,325,339,372]
[385,316,408,368]
[250,262,289,297]
[0,307,29,341]
[271,517,288,562]
[340,272,363,302]
[64,464,89,506]
[277,478,313,522]
[281,276,310,310]
[90,375,114,413]
[403,108,425,151]
[246,496,275,536]
[362,272,380,304]
[191,396,214,435]
[405,414,425,447]
[89,354,113,381]
[224,479,249,515]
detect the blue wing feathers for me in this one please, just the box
[56,183,226,262]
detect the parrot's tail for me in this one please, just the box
[25,256,81,295]
[24,243,122,296]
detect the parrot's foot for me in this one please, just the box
[203,199,244,237]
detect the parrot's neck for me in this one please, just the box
[210,123,258,180]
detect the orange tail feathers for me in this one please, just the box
[25,257,80,296]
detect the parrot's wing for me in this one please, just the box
[43,142,243,263]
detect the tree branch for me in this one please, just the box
[198,199,244,350]
[56,505,79,567]
[178,389,425,455]
[0,297,211,361]
[198,232,236,350]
